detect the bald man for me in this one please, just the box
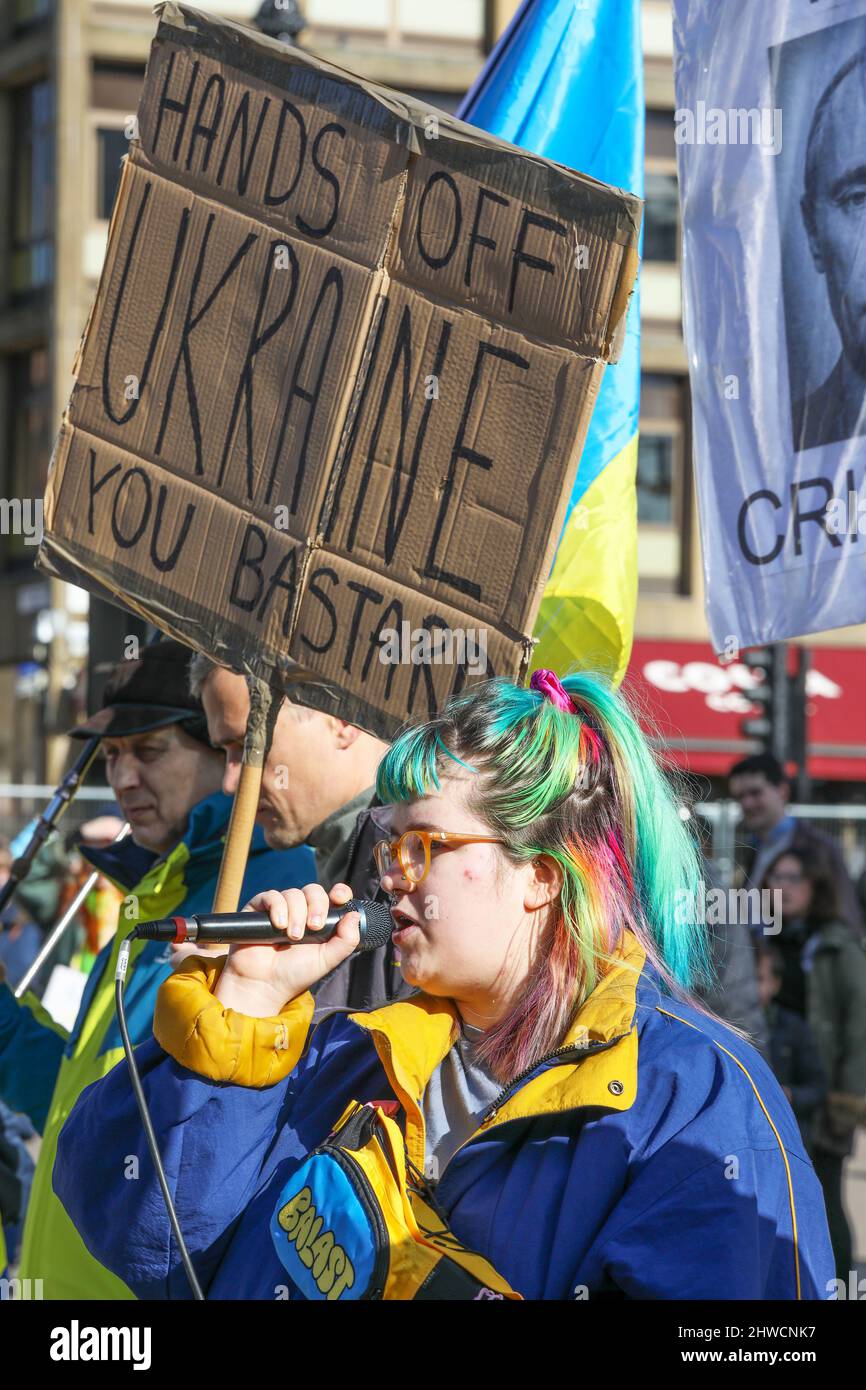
[190,656,411,1013]
[795,51,866,450]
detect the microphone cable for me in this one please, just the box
[113,899,393,1300]
[115,936,205,1301]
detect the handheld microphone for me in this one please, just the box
[131,898,394,950]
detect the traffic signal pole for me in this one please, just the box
[740,643,810,796]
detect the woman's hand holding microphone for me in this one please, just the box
[213,881,361,1017]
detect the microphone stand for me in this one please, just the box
[0,736,102,916]
[14,821,131,999]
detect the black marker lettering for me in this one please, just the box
[416,171,461,270]
[362,598,404,700]
[300,566,339,654]
[264,100,307,207]
[323,297,390,542]
[257,545,298,636]
[465,186,508,288]
[218,239,300,496]
[155,214,257,475]
[149,487,196,572]
[87,449,122,534]
[265,265,343,508]
[110,467,152,549]
[408,618,449,718]
[344,581,383,675]
[508,209,566,313]
[216,91,271,196]
[425,341,529,599]
[297,123,345,239]
[152,51,199,164]
[185,72,225,173]
[102,184,190,426]
[229,522,267,611]
[347,308,452,562]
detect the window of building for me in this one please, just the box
[644,110,679,264]
[638,372,691,593]
[2,349,51,569]
[89,65,145,228]
[304,0,484,48]
[12,0,52,32]
[10,82,54,299]
[96,126,129,220]
[636,432,675,524]
[644,170,679,263]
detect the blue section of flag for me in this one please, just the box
[459,0,644,515]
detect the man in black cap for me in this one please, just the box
[0,638,315,1299]
[72,638,225,856]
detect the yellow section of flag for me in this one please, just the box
[532,433,638,688]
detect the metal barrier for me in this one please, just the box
[0,785,115,848]
[695,801,866,888]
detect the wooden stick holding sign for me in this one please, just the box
[211,676,282,913]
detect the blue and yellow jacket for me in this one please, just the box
[54,931,834,1300]
[0,790,314,1299]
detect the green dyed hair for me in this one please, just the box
[377,671,713,1081]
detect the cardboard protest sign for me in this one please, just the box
[674,0,866,653]
[39,3,640,739]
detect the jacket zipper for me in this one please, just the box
[323,1146,390,1300]
[481,1033,628,1122]
[432,1031,633,1185]
[366,1023,630,1194]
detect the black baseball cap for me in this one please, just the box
[69,639,211,744]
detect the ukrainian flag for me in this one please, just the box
[459,0,643,686]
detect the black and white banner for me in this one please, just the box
[674,0,866,651]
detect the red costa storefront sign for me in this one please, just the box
[624,640,866,780]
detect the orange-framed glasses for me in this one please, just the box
[373,830,504,885]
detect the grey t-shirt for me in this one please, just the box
[422,1022,502,1182]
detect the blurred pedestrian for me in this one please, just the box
[756,941,826,1147]
[694,853,768,1056]
[57,815,126,975]
[0,1091,35,1273]
[761,841,866,1279]
[729,752,861,926]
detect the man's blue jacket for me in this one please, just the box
[53,929,834,1300]
[0,789,314,1299]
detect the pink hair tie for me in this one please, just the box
[529,669,578,714]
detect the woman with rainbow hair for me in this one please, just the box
[54,671,833,1300]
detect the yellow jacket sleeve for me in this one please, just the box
[153,955,315,1087]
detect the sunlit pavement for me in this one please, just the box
[845,1129,866,1273]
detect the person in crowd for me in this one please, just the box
[191,656,412,1013]
[755,941,826,1148]
[58,815,126,975]
[0,900,43,996]
[6,823,71,967]
[729,752,861,926]
[694,852,768,1057]
[761,842,866,1280]
[55,671,832,1300]
[0,638,314,1299]
[0,1098,35,1275]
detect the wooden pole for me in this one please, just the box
[211,676,281,912]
